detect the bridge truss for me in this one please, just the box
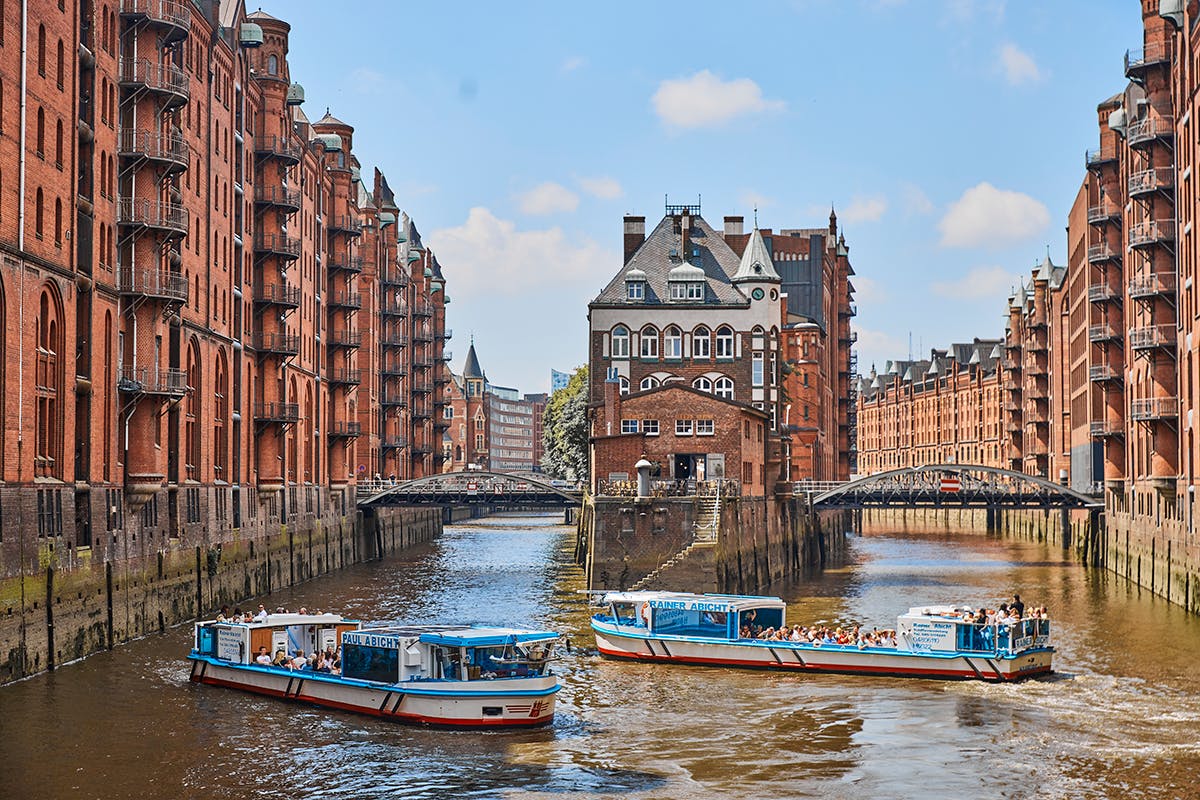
[358,471,582,508]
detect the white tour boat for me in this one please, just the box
[188,612,563,727]
[591,591,1053,682]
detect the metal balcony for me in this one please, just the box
[329,421,361,439]
[1125,41,1171,83]
[413,330,434,344]
[1129,219,1175,249]
[118,198,188,237]
[412,301,433,318]
[412,382,433,395]
[1129,167,1174,197]
[1004,399,1021,412]
[412,404,432,419]
[254,402,300,424]
[1025,409,1049,424]
[1089,324,1121,343]
[118,268,188,302]
[1131,396,1178,422]
[440,350,453,362]
[380,437,408,450]
[1090,420,1124,437]
[1128,272,1175,299]
[116,366,187,397]
[1024,362,1048,376]
[381,268,410,288]
[327,330,362,349]
[327,256,364,274]
[253,134,302,165]
[381,332,408,348]
[410,443,433,456]
[838,303,857,317]
[328,368,362,386]
[1128,324,1175,351]
[119,58,189,109]
[1089,364,1122,383]
[328,214,363,236]
[1087,283,1121,303]
[253,332,300,356]
[381,391,407,408]
[1087,243,1121,264]
[381,363,408,377]
[253,283,301,309]
[441,328,453,340]
[1086,147,1118,169]
[381,299,408,317]
[327,290,362,310]
[254,232,301,260]
[254,185,301,212]
[1087,203,1122,225]
[412,358,433,370]
[118,129,189,173]
[1127,116,1174,148]
[119,0,191,44]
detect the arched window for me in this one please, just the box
[54,119,62,167]
[214,350,228,478]
[286,376,298,483]
[692,376,713,393]
[454,445,462,461]
[640,325,658,358]
[303,384,314,482]
[640,376,659,391]
[35,188,43,238]
[618,376,629,395]
[56,39,63,89]
[663,325,682,359]
[714,377,734,400]
[53,198,61,244]
[37,25,45,76]
[268,54,278,75]
[475,415,484,431]
[693,326,710,359]
[611,324,629,358]
[36,106,44,156]
[716,326,735,359]
[185,340,201,480]
[35,287,62,478]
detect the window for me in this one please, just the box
[670,282,686,300]
[53,198,61,245]
[54,119,62,167]
[693,326,710,359]
[618,376,629,395]
[715,377,734,400]
[475,433,484,449]
[675,419,693,436]
[752,353,764,387]
[36,106,44,156]
[35,188,43,238]
[642,420,660,436]
[696,419,714,436]
[55,39,63,89]
[640,326,658,358]
[663,326,682,359]
[640,376,659,391]
[626,280,643,300]
[474,416,484,431]
[611,325,629,358]
[716,326,734,358]
[687,282,704,300]
[621,419,639,434]
[692,376,712,393]
[37,25,45,76]
[268,54,278,75]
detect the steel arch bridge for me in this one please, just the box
[357,471,583,508]
[807,464,1103,510]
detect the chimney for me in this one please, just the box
[723,216,744,237]
[623,216,645,264]
[680,211,691,260]
[604,372,622,437]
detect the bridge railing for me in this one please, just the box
[596,478,739,498]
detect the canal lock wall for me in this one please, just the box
[579,495,850,593]
[859,506,1200,614]
[0,487,440,685]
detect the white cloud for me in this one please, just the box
[852,325,908,375]
[577,176,623,199]
[349,67,395,95]
[739,190,774,211]
[516,182,579,215]
[851,275,887,306]
[840,195,888,224]
[652,70,786,128]
[901,183,934,215]
[998,42,1041,85]
[427,208,614,297]
[561,56,585,73]
[931,266,1020,300]
[938,182,1049,248]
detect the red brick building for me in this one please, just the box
[0,1,447,571]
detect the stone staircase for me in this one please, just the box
[629,490,723,591]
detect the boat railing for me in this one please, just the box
[956,618,1051,655]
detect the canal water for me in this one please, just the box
[2,514,1199,800]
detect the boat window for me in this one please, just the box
[611,602,638,624]
[956,622,995,653]
[464,645,546,679]
[652,607,731,638]
[342,643,399,684]
[196,624,217,656]
[737,607,783,636]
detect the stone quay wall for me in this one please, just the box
[0,498,440,684]
[579,494,850,593]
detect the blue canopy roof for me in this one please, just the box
[418,627,559,647]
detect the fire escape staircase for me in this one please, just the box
[628,486,723,591]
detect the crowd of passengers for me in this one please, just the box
[215,604,343,673]
[742,594,1048,648]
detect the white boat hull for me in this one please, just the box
[188,656,557,727]
[592,622,1052,682]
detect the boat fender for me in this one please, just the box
[640,602,651,626]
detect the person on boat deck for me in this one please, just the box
[1011,594,1025,618]
[290,651,308,670]
[253,604,268,623]
[216,605,231,622]
[271,649,289,667]
[254,646,272,666]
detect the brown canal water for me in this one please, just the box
[2,514,1199,800]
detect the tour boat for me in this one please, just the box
[187,612,563,727]
[591,591,1053,682]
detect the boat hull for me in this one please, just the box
[188,656,557,727]
[592,623,1052,682]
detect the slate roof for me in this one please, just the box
[462,343,485,379]
[591,214,749,307]
[314,108,351,129]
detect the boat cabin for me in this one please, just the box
[193,613,359,665]
[339,626,561,683]
[601,592,786,640]
[897,606,1051,655]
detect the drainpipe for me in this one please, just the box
[17,0,28,474]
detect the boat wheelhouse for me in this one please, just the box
[591,591,1052,682]
[188,613,562,727]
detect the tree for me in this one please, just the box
[542,365,589,483]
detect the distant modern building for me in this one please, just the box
[443,342,541,473]
[551,370,571,394]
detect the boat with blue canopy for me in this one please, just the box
[188,612,563,727]
[591,591,1052,682]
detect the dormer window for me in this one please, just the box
[670,282,687,300]
[627,280,644,300]
[686,282,703,300]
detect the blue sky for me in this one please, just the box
[277,0,1141,392]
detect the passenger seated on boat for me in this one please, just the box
[253,605,268,623]
[290,651,308,670]
[271,650,289,667]
[216,605,231,622]
[254,646,272,665]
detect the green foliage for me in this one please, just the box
[542,365,589,482]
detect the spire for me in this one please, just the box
[732,227,781,283]
[462,341,485,379]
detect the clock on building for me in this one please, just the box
[751,288,765,300]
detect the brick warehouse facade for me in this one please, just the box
[0,0,449,680]
[588,202,856,493]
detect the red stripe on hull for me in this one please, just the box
[595,643,1050,682]
[192,674,554,728]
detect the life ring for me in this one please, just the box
[640,602,651,626]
